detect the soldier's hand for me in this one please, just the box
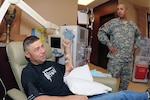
[108,45,118,53]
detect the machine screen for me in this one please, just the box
[51,37,61,48]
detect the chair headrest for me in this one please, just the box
[6,41,53,65]
[7,42,27,65]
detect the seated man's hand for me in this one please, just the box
[62,38,71,49]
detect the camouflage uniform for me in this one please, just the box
[97,18,142,90]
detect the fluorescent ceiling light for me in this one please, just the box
[78,0,95,6]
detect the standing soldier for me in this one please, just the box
[97,3,142,90]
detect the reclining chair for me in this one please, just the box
[6,41,118,100]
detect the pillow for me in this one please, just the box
[64,64,93,82]
[65,77,112,96]
[64,64,112,96]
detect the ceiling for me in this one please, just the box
[78,0,109,10]
[78,0,150,10]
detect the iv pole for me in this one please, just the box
[86,8,94,63]
[88,8,94,45]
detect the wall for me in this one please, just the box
[20,0,78,36]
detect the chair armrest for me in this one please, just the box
[7,88,27,100]
[93,76,118,92]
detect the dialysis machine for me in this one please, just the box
[58,25,89,68]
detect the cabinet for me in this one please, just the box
[0,45,18,99]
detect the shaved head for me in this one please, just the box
[117,3,128,10]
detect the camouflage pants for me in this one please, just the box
[107,59,133,91]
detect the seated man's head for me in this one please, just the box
[23,36,47,65]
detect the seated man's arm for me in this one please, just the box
[62,39,73,74]
[25,82,88,100]
[23,82,44,99]
[34,95,88,100]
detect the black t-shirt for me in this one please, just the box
[21,61,73,100]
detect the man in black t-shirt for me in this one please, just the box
[21,36,88,100]
[21,36,150,100]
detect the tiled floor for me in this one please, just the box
[89,63,149,92]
